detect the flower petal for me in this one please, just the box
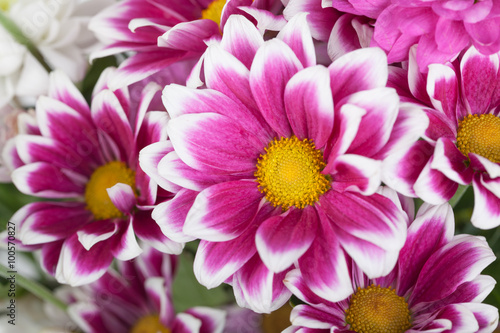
[256,206,318,274]
[277,13,316,67]
[284,65,333,148]
[414,155,459,204]
[471,174,500,229]
[330,154,381,195]
[110,219,143,261]
[184,180,262,241]
[139,141,181,193]
[184,307,226,333]
[158,20,219,52]
[250,39,303,137]
[77,220,117,251]
[431,138,474,185]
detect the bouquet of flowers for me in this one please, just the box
[1,0,500,332]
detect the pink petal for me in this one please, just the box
[92,90,134,161]
[55,234,114,286]
[328,47,388,102]
[12,162,84,198]
[133,209,185,254]
[256,206,318,273]
[410,235,495,306]
[397,203,454,296]
[277,13,316,67]
[107,183,137,214]
[471,174,500,229]
[48,70,91,120]
[184,180,262,241]
[110,219,143,261]
[250,39,303,138]
[297,213,353,303]
[414,155,459,204]
[460,46,500,114]
[330,154,381,195]
[284,65,334,148]
[151,189,198,243]
[232,254,292,313]
[462,303,499,333]
[431,138,474,185]
[184,307,226,333]
[139,141,181,193]
[77,220,117,251]
[289,304,344,329]
[145,277,175,327]
[167,113,263,174]
[19,202,91,245]
[426,62,459,122]
[220,14,264,69]
[158,20,219,52]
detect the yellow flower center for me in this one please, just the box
[345,285,412,333]
[0,0,16,11]
[201,0,226,26]
[456,114,500,163]
[85,161,136,220]
[254,136,331,210]
[130,315,171,333]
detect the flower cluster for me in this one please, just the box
[1,0,500,332]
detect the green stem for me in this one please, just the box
[448,184,469,208]
[0,10,52,72]
[0,264,67,311]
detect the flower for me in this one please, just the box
[89,0,284,89]
[384,45,500,228]
[0,0,113,108]
[7,68,182,286]
[63,246,226,333]
[141,14,422,312]
[283,195,499,332]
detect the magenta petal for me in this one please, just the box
[193,230,257,289]
[48,70,91,119]
[151,189,198,244]
[330,154,381,195]
[256,207,318,273]
[171,313,202,332]
[107,183,137,215]
[19,202,91,245]
[297,214,353,303]
[431,304,480,332]
[462,303,499,332]
[284,269,335,307]
[250,39,303,137]
[12,162,84,198]
[277,13,316,67]
[55,233,114,286]
[68,303,111,333]
[158,20,219,52]
[139,141,181,193]
[232,254,292,313]
[289,304,343,329]
[110,219,143,261]
[414,155,459,204]
[328,47,388,102]
[167,113,264,174]
[284,65,334,148]
[184,180,262,241]
[133,209,184,254]
[77,220,117,251]
[92,90,134,161]
[397,203,454,296]
[460,46,500,114]
[36,96,101,165]
[221,15,264,69]
[145,277,175,327]
[184,307,226,333]
[344,88,399,157]
[471,174,500,229]
[410,235,495,306]
[431,138,474,185]
[426,63,459,121]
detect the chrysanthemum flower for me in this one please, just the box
[384,46,500,228]
[323,0,500,71]
[89,0,283,89]
[7,69,183,286]
[142,14,423,312]
[62,246,226,333]
[283,198,498,332]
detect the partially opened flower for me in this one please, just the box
[284,199,498,332]
[8,69,182,286]
[384,46,500,228]
[64,246,226,333]
[89,0,283,89]
[141,14,423,312]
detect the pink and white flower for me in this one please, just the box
[141,14,422,312]
[7,69,183,286]
[283,198,498,332]
[89,0,284,89]
[64,246,226,333]
[384,46,500,228]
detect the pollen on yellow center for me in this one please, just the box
[85,161,136,220]
[130,315,171,333]
[201,0,226,26]
[456,113,500,163]
[345,285,412,333]
[254,136,331,210]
